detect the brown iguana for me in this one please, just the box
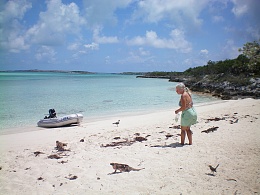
[110,163,144,173]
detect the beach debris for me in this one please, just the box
[205,114,243,125]
[226,178,237,182]
[80,139,84,142]
[134,133,140,136]
[0,166,2,170]
[101,139,135,147]
[201,126,219,133]
[134,136,147,142]
[165,134,174,139]
[102,134,149,147]
[48,154,62,159]
[208,164,219,175]
[109,163,145,174]
[65,174,78,180]
[113,120,120,127]
[56,141,70,151]
[230,118,239,124]
[58,160,68,164]
[169,125,181,129]
[37,177,44,181]
[33,151,45,157]
[206,117,225,122]
[113,136,121,140]
[25,167,31,170]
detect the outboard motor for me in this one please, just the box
[44,109,57,119]
[49,109,56,118]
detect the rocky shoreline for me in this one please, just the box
[137,75,260,100]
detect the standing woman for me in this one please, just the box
[175,83,197,145]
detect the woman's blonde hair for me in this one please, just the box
[176,82,191,95]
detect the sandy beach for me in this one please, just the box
[0,98,259,195]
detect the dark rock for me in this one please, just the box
[221,95,232,100]
[180,76,260,99]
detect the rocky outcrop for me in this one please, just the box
[169,75,260,100]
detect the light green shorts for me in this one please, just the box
[181,107,197,127]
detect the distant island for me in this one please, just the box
[0,69,95,74]
[120,72,146,75]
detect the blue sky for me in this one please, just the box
[0,0,259,73]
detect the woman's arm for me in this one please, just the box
[175,94,187,114]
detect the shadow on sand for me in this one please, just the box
[205,173,216,177]
[108,171,124,175]
[150,142,187,148]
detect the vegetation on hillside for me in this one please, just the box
[144,40,260,81]
[140,40,260,98]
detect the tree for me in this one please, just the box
[238,40,260,73]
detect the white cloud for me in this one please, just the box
[127,29,192,53]
[67,43,80,51]
[220,39,240,59]
[246,27,260,40]
[197,49,210,66]
[26,0,85,46]
[2,33,30,53]
[0,0,32,22]
[93,27,119,44]
[68,41,99,60]
[79,50,87,54]
[225,25,260,43]
[71,50,88,60]
[138,47,150,56]
[231,0,260,21]
[212,15,224,23]
[84,42,99,50]
[83,0,133,26]
[0,0,32,52]
[200,49,209,55]
[35,46,56,62]
[183,57,209,69]
[132,0,208,28]
[118,50,154,65]
[105,56,110,64]
[231,0,248,17]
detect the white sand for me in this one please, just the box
[0,98,259,195]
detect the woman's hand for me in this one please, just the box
[175,110,179,114]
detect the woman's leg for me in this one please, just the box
[181,130,186,145]
[186,127,192,145]
[181,126,188,145]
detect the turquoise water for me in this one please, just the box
[0,72,217,133]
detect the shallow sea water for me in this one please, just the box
[0,72,218,134]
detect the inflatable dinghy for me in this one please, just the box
[37,113,83,128]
